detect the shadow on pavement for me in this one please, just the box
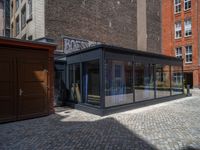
[0,113,158,150]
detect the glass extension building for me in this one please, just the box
[55,45,184,115]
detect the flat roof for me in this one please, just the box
[0,36,57,50]
[65,44,182,61]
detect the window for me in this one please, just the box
[185,45,192,63]
[184,0,191,10]
[16,16,20,35]
[21,5,26,29]
[16,0,19,11]
[105,60,133,107]
[156,65,171,98]
[28,0,32,19]
[135,63,154,101]
[5,0,10,37]
[21,34,26,40]
[172,66,183,95]
[11,23,13,37]
[174,0,181,13]
[28,35,32,40]
[115,64,122,78]
[173,73,183,86]
[175,47,182,58]
[184,19,192,37]
[11,1,13,17]
[173,73,182,85]
[175,21,182,39]
[172,65,183,95]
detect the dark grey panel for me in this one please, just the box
[67,49,101,64]
[105,51,133,61]
[134,56,182,65]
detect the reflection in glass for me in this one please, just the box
[105,60,133,107]
[83,60,100,106]
[135,63,154,101]
[69,64,81,102]
[156,65,171,98]
[172,66,183,95]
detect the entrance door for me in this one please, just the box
[83,60,100,106]
[17,58,48,120]
[54,63,67,106]
[0,56,16,122]
[184,73,193,88]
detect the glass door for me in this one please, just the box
[82,60,100,106]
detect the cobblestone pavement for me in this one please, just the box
[1,96,200,150]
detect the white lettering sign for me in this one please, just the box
[63,37,100,54]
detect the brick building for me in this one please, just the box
[0,0,10,37]
[10,0,44,40]
[0,0,3,35]
[162,0,200,88]
[10,0,161,53]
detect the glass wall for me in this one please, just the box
[155,65,171,98]
[105,60,133,107]
[83,60,100,106]
[135,63,154,101]
[67,50,184,109]
[171,66,183,95]
[69,63,81,102]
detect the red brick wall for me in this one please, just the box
[162,0,200,88]
[162,0,174,56]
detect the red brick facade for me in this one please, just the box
[162,0,200,88]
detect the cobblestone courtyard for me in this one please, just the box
[1,96,200,150]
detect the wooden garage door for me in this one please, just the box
[0,49,49,123]
[17,58,48,120]
[0,56,16,122]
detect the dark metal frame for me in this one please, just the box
[59,45,184,115]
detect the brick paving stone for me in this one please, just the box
[0,96,200,150]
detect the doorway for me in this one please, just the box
[83,60,100,106]
[54,62,67,106]
[184,72,193,88]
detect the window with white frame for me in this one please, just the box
[184,0,191,10]
[175,21,182,39]
[185,45,192,63]
[11,1,13,17]
[184,19,192,37]
[16,16,20,35]
[16,0,19,11]
[175,47,182,58]
[21,5,26,29]
[28,0,32,19]
[173,73,183,85]
[174,0,181,13]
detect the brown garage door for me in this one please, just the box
[0,56,16,122]
[0,50,49,123]
[17,58,48,120]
